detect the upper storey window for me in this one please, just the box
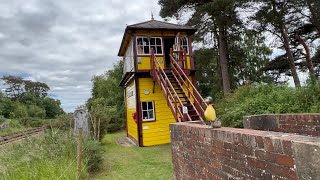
[137,37,163,55]
[175,36,189,54]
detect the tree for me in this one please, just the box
[304,0,320,34]
[194,48,222,100]
[27,104,46,118]
[292,24,316,77]
[159,0,244,95]
[24,80,50,97]
[1,75,64,119]
[1,75,25,99]
[230,32,273,85]
[42,98,63,118]
[87,61,125,133]
[252,0,301,87]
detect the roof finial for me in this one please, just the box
[151,11,154,20]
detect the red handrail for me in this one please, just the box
[151,49,192,122]
[169,51,208,118]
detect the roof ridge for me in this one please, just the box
[151,19,193,28]
[127,19,194,29]
[127,20,154,27]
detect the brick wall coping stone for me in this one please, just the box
[170,122,320,179]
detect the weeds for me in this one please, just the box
[0,129,103,180]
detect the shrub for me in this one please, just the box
[27,105,46,118]
[216,81,320,127]
[13,103,28,118]
[48,113,73,130]
[0,115,6,124]
[83,138,104,172]
[18,117,48,127]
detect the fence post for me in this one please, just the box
[77,127,83,180]
[74,106,88,180]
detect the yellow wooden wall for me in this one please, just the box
[137,56,190,71]
[137,56,164,70]
[139,78,176,146]
[126,80,138,141]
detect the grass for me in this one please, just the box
[0,119,29,136]
[0,127,27,136]
[0,129,103,180]
[92,131,173,180]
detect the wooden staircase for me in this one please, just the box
[151,48,208,122]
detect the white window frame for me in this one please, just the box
[175,36,189,55]
[141,101,155,122]
[136,36,163,55]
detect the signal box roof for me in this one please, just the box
[126,19,196,32]
[118,20,197,56]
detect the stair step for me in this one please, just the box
[171,92,185,94]
[181,103,192,105]
[189,115,200,120]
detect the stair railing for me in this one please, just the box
[170,49,208,120]
[151,49,192,122]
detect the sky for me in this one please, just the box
[0,0,168,112]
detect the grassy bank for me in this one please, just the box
[92,131,173,180]
[0,129,102,180]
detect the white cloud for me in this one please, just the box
[0,0,164,112]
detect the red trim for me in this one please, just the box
[125,89,128,137]
[188,36,195,70]
[137,55,164,57]
[133,33,138,72]
[135,76,143,146]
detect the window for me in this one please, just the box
[137,37,162,55]
[175,36,189,54]
[180,36,189,54]
[141,101,155,121]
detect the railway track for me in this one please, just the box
[0,127,44,145]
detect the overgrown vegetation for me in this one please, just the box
[87,61,125,136]
[217,80,320,127]
[0,130,103,180]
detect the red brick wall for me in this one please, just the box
[170,122,320,179]
[243,114,320,137]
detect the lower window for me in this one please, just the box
[142,101,155,122]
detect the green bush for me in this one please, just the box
[48,113,73,130]
[18,117,48,127]
[9,119,22,128]
[216,81,320,127]
[0,115,6,124]
[83,138,104,172]
[13,103,28,118]
[27,104,46,118]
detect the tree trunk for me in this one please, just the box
[97,118,101,141]
[93,116,97,141]
[218,24,231,94]
[280,27,301,87]
[295,32,315,77]
[271,0,301,87]
[306,0,320,35]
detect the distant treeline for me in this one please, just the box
[0,75,64,120]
